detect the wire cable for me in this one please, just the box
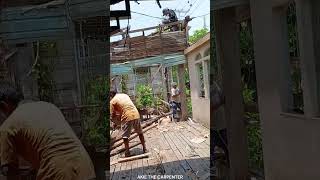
[189,0,205,16]
[183,0,199,17]
[131,11,165,20]
[192,13,209,19]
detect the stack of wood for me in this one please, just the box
[111,30,187,63]
[110,112,172,157]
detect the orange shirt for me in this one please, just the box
[110,93,140,124]
[0,101,95,180]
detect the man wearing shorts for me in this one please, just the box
[110,90,147,157]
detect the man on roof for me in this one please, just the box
[162,8,179,31]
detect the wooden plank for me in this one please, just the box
[69,0,108,19]
[162,131,191,172]
[159,131,188,177]
[0,29,70,43]
[112,22,185,37]
[182,122,210,146]
[110,165,116,180]
[173,128,210,173]
[69,0,99,5]
[111,159,123,180]
[166,131,201,171]
[1,5,66,21]
[211,0,249,10]
[120,161,132,179]
[133,158,143,180]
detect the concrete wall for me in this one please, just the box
[249,1,320,179]
[185,36,210,128]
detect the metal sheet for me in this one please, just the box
[111,53,186,75]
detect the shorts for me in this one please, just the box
[121,119,143,139]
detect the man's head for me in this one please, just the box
[171,82,177,89]
[0,82,23,120]
[162,8,169,16]
[110,88,117,100]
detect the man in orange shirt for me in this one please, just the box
[110,90,146,157]
[0,82,95,180]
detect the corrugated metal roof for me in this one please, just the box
[111,53,186,75]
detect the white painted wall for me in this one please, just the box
[249,1,320,179]
[185,39,210,128]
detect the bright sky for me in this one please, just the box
[110,0,210,42]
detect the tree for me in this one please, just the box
[188,28,209,44]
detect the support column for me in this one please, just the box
[272,7,294,112]
[250,1,283,179]
[178,63,187,121]
[295,0,319,117]
[214,7,248,180]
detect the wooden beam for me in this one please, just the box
[111,152,151,165]
[110,141,141,157]
[111,123,157,150]
[295,0,319,117]
[214,7,248,180]
[178,64,187,121]
[111,20,185,37]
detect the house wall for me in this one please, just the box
[249,1,320,179]
[186,40,210,128]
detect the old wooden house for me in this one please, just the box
[0,0,115,137]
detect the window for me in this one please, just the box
[194,49,210,98]
[196,62,205,98]
[286,2,304,114]
[204,48,210,57]
[196,53,202,60]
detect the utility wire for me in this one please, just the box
[192,13,209,19]
[131,11,165,20]
[189,0,205,16]
[175,0,191,12]
[183,0,199,16]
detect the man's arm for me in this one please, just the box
[110,102,121,126]
[171,89,181,98]
[0,130,19,176]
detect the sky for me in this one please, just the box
[110,0,210,42]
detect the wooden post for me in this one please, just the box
[295,0,319,117]
[160,65,167,102]
[249,1,283,179]
[272,7,293,113]
[178,63,187,121]
[214,7,248,180]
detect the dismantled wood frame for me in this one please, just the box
[111,20,189,63]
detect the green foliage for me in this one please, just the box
[32,42,56,103]
[246,113,264,170]
[32,61,55,102]
[287,2,299,57]
[82,76,109,148]
[121,75,128,94]
[189,28,209,44]
[240,22,256,92]
[187,98,192,117]
[242,85,255,105]
[136,84,154,109]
